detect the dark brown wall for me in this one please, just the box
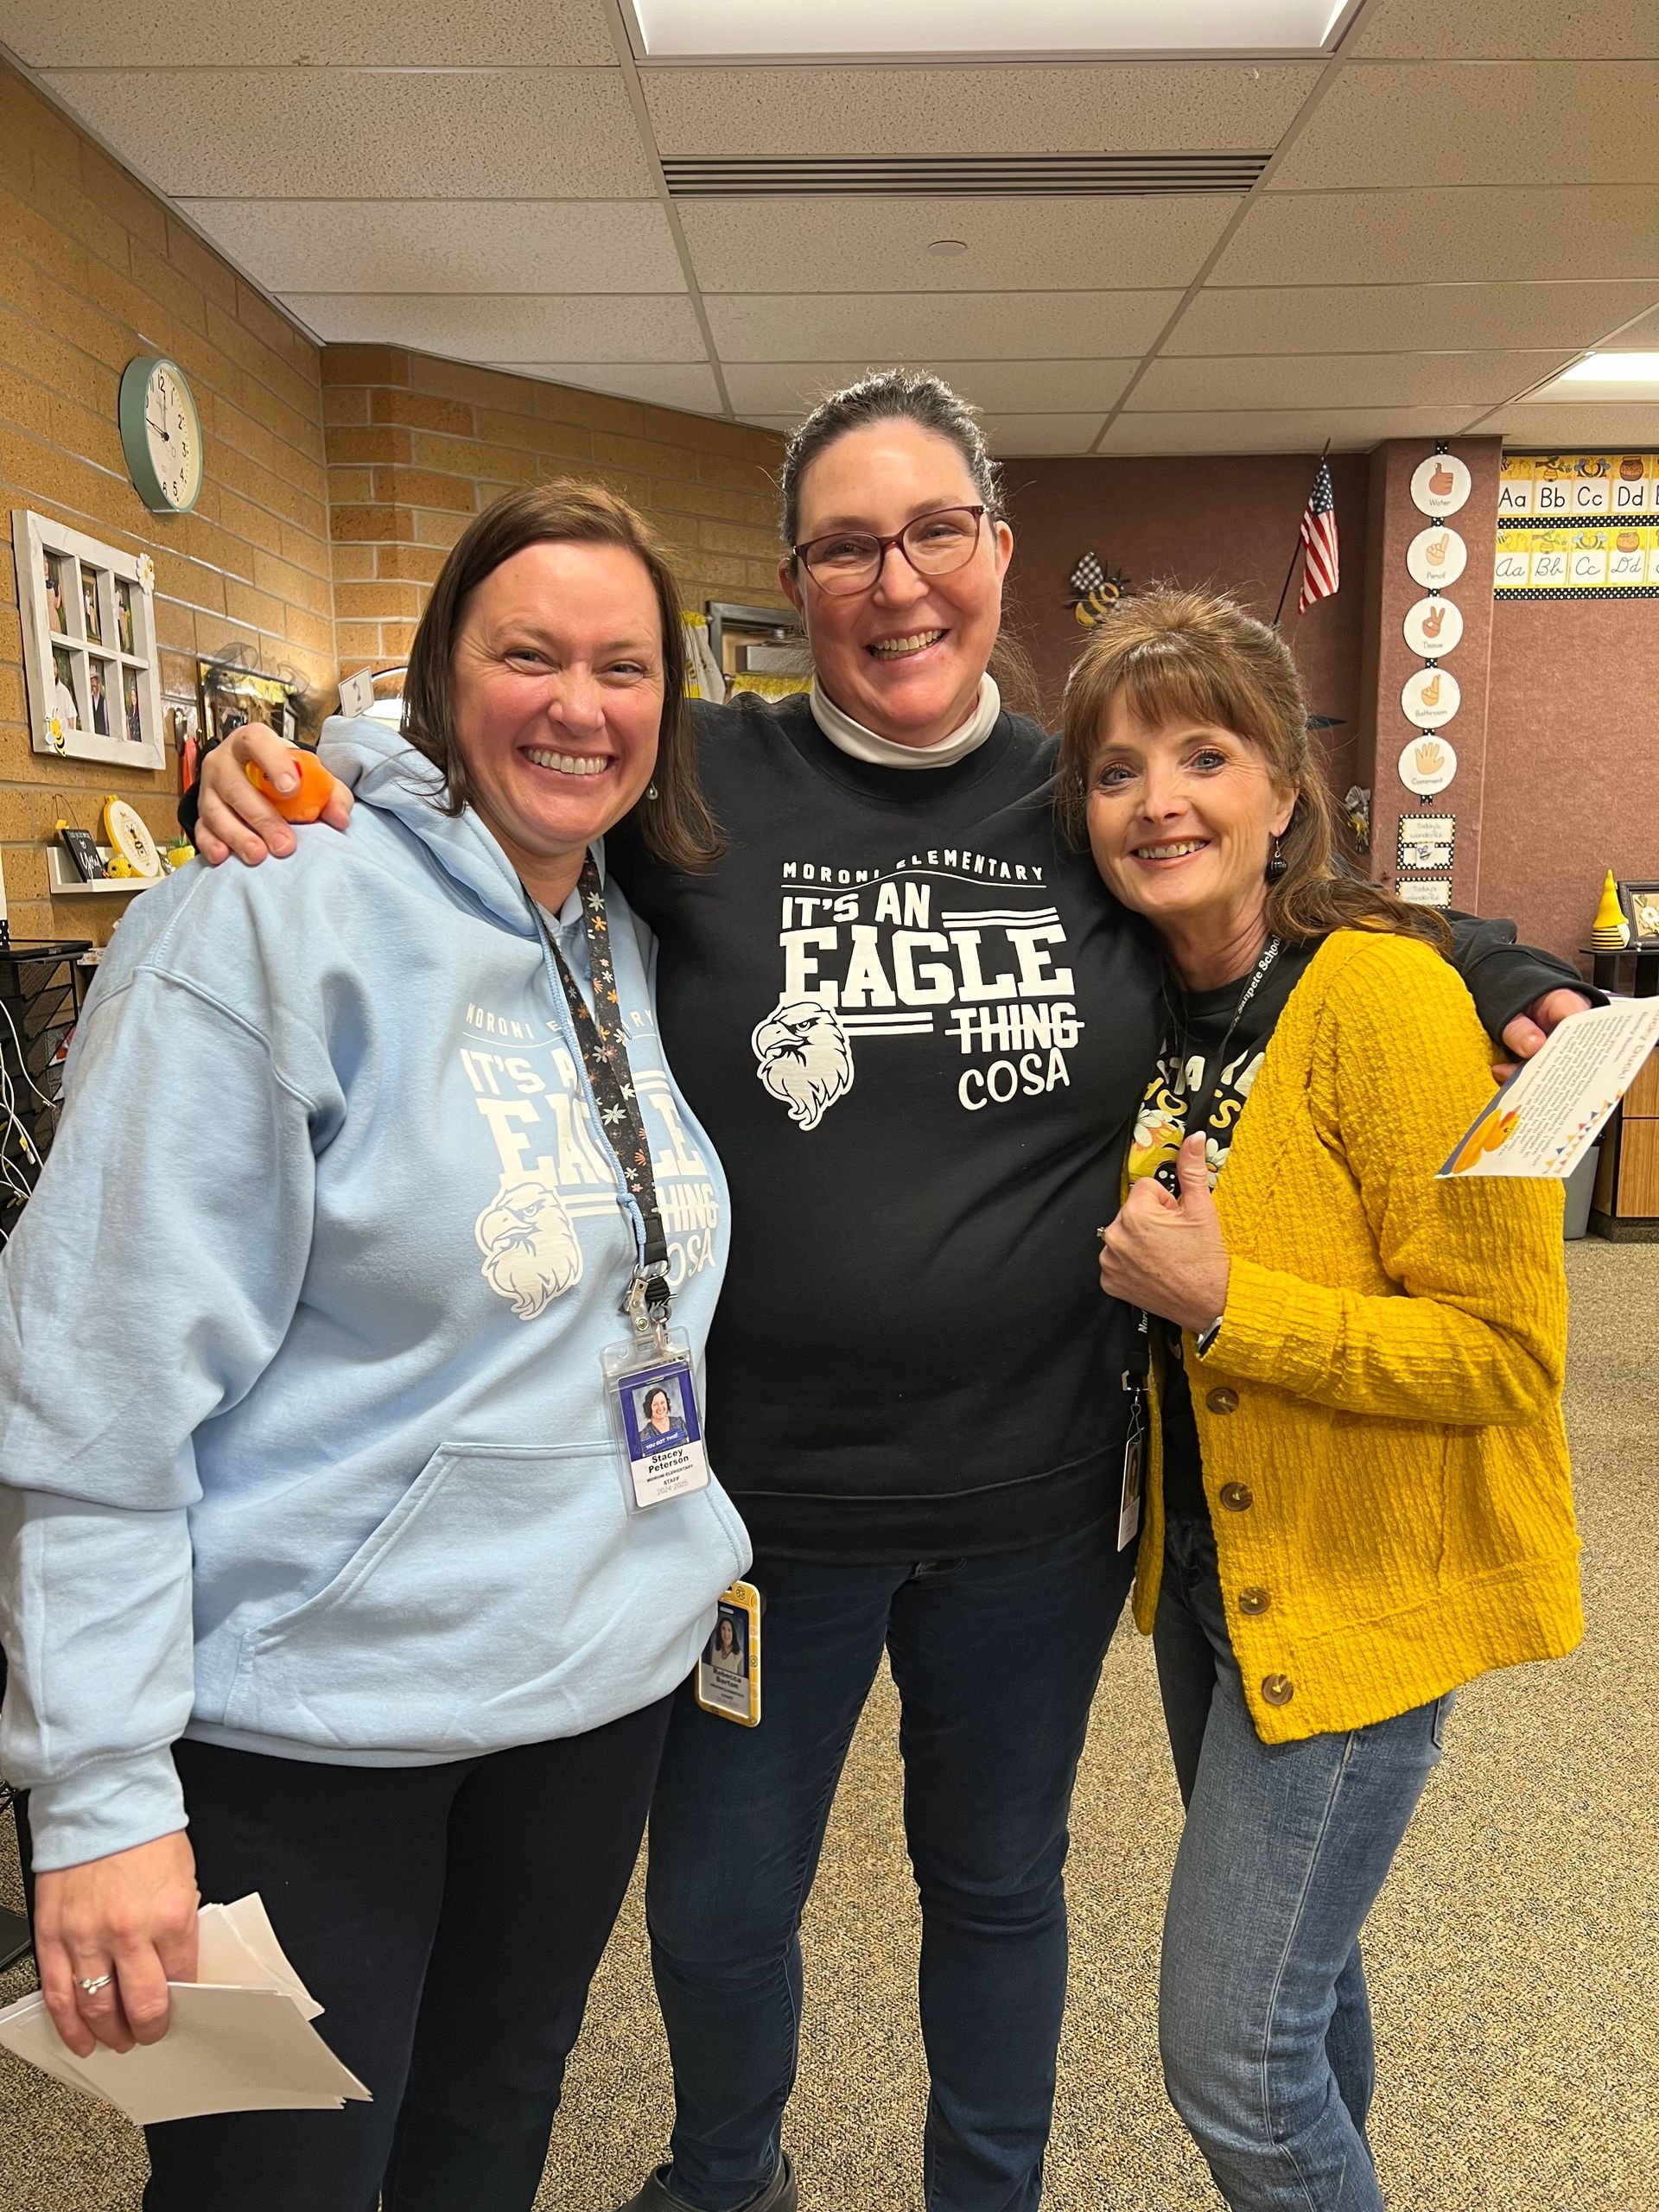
[1357,437,1502,919]
[1483,596,1659,966]
[1000,453,1370,795]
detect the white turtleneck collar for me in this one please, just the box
[809,675,1001,769]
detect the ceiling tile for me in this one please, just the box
[178,200,685,296]
[721,359,1137,416]
[681,196,1236,295]
[1481,401,1659,444]
[1098,408,1483,454]
[489,363,725,413]
[704,290,1180,361]
[281,294,704,361]
[1212,188,1659,289]
[39,69,652,198]
[1167,283,1659,357]
[980,416,1106,455]
[1350,0,1658,60]
[641,62,1319,157]
[1130,350,1578,411]
[1271,63,1659,189]
[0,0,616,65]
[1600,305,1659,348]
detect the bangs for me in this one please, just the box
[1107,640,1274,756]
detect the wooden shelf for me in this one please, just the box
[46,846,159,897]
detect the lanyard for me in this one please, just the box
[1123,936,1282,1389]
[536,851,671,1332]
[1155,936,1282,1198]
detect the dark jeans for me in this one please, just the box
[1154,1514,1451,2211]
[23,1701,673,2212]
[645,1517,1136,2212]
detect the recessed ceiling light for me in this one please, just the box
[928,238,969,257]
[623,0,1358,59]
[1559,353,1659,384]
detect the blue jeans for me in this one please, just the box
[645,1519,1136,2212]
[1154,1514,1452,2212]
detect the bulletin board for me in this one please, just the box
[1493,455,1659,599]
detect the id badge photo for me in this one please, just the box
[602,1330,711,1513]
[696,1580,761,1727]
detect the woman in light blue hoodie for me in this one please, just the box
[0,484,750,2211]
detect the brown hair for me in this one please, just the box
[401,480,721,872]
[1056,588,1450,950]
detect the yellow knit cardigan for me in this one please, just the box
[1132,928,1582,1743]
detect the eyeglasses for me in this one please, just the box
[791,505,987,596]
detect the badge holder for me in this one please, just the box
[696,1579,762,1726]
[1118,1371,1147,1552]
[604,1273,711,1515]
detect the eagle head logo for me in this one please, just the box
[751,998,855,1132]
[474,1176,582,1319]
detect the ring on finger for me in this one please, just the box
[77,1973,115,1997]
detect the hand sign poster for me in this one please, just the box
[1398,735,1458,797]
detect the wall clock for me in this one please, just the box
[118,355,203,514]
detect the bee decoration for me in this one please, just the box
[1067,552,1132,627]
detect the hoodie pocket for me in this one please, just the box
[225,1440,739,1753]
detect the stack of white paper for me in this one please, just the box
[0,1894,372,2124]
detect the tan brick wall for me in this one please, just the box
[0,59,332,944]
[322,348,790,675]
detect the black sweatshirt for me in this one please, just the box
[606,693,1586,1563]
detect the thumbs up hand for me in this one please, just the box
[1097,1133,1233,1333]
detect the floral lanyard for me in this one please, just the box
[537,850,671,1329]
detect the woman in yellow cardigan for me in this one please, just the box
[1059,589,1580,2211]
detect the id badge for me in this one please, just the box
[1118,1382,1147,1552]
[695,1580,761,1726]
[602,1328,711,1512]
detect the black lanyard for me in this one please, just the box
[537,851,671,1328]
[1122,937,1282,1389]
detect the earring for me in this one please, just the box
[1265,835,1287,883]
[646,783,659,802]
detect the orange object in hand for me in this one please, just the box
[245,750,339,823]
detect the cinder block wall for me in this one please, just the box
[322,348,791,677]
[0,61,333,943]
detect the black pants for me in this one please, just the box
[23,1700,673,2212]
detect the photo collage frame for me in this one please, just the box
[12,509,166,772]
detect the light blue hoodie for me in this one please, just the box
[0,719,749,1871]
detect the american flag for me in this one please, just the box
[1297,458,1339,612]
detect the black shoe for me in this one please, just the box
[613,2152,797,2212]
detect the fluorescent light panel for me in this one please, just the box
[1559,353,1659,384]
[626,0,1356,60]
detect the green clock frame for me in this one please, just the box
[118,355,203,515]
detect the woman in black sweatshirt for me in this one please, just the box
[185,373,1587,2212]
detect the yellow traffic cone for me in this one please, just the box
[1591,869,1630,950]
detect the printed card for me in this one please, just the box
[1437,1001,1659,1179]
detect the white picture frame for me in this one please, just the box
[12,509,166,771]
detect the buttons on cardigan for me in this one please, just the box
[1238,1586,1271,1615]
[1205,1386,1240,1414]
[1218,1482,1254,1512]
[1262,1674,1295,1706]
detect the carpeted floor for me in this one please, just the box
[3,1240,1655,2211]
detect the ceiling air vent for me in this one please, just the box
[661,151,1269,197]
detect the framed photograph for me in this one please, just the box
[1623,883,1659,944]
[12,509,165,769]
[197,659,301,750]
